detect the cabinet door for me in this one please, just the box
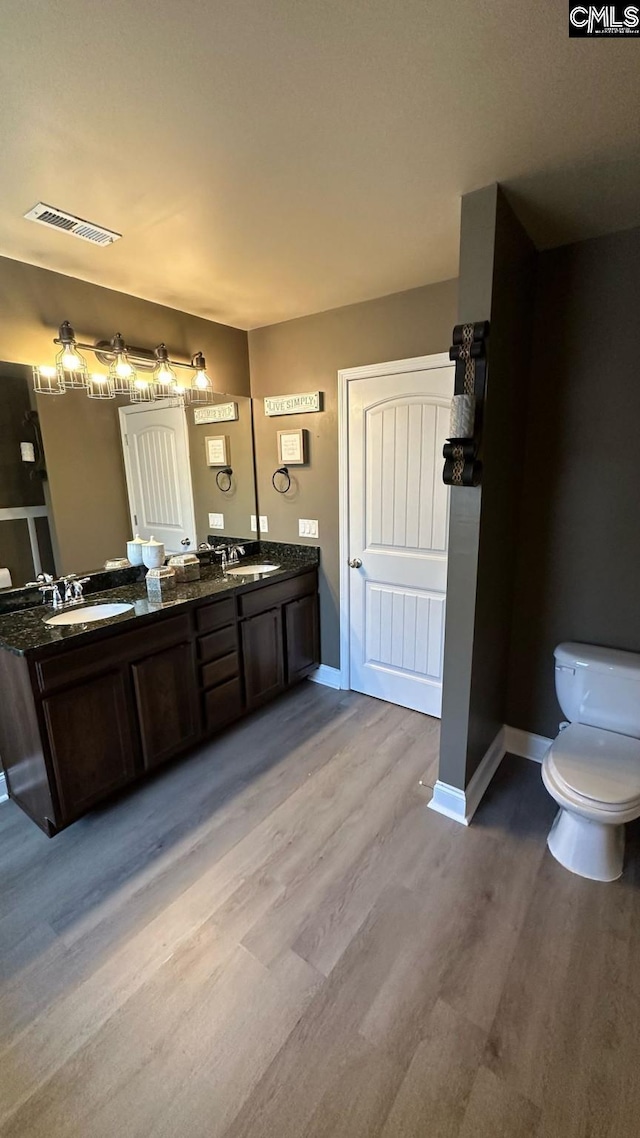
[241,609,284,709]
[131,642,199,770]
[284,594,320,684]
[43,670,139,823]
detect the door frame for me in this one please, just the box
[337,353,452,692]
[118,399,197,546]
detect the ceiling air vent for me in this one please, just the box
[23,203,121,247]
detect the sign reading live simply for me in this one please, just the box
[264,392,323,416]
[193,402,238,424]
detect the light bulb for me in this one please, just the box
[39,365,57,378]
[114,355,133,378]
[194,370,210,390]
[134,377,148,390]
[62,348,82,369]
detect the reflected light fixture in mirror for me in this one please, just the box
[32,364,65,395]
[86,372,115,400]
[130,376,154,403]
[56,321,89,388]
[108,332,137,394]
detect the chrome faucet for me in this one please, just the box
[213,545,228,572]
[31,573,91,608]
[228,544,245,565]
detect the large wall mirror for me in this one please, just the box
[0,361,258,589]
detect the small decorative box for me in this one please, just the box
[167,553,201,582]
[145,565,177,602]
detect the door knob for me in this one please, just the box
[348,557,362,569]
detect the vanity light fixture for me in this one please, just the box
[153,343,178,395]
[33,322,216,406]
[108,332,137,393]
[56,321,89,388]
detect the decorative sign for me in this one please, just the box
[205,435,229,466]
[264,392,322,416]
[277,428,307,465]
[194,402,238,424]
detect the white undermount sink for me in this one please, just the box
[45,602,134,627]
[225,563,280,576]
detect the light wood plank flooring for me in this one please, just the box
[1,682,640,1136]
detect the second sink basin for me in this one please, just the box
[45,602,134,626]
[225,563,280,576]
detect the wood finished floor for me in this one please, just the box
[1,682,640,1137]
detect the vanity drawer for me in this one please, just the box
[196,598,236,635]
[238,571,317,619]
[198,624,238,664]
[35,615,192,693]
[200,651,239,690]
[203,677,243,732]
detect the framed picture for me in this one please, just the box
[205,435,229,466]
[277,428,307,465]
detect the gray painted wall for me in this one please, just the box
[439,185,536,789]
[507,225,640,738]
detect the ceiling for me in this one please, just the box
[1,0,639,330]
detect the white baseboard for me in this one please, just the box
[0,771,7,804]
[309,664,342,690]
[504,725,552,764]
[428,727,506,826]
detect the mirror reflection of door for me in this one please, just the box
[119,402,197,554]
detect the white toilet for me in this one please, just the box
[542,642,640,882]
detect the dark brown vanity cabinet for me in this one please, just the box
[42,669,138,823]
[0,567,319,835]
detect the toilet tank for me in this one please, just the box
[554,642,640,738]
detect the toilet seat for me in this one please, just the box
[545,723,640,810]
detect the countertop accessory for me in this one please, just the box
[142,536,166,569]
[216,466,233,492]
[127,534,146,566]
[272,465,291,494]
[104,557,132,570]
[145,564,176,601]
[167,553,201,582]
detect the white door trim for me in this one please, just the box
[118,400,197,547]
[338,352,452,692]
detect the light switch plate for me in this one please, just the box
[259,515,269,533]
[250,515,258,532]
[299,519,319,538]
[208,513,224,529]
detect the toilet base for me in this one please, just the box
[547,807,625,882]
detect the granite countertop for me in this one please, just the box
[0,544,319,658]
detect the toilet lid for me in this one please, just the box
[547,723,640,807]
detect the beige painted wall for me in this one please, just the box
[248,280,458,669]
[0,255,250,573]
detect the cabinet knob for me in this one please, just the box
[348,557,362,569]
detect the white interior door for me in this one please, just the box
[119,402,197,554]
[345,357,454,717]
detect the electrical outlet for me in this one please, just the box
[259,515,269,533]
[299,519,319,538]
[250,515,258,532]
[208,512,224,529]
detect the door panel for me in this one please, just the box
[131,641,199,769]
[43,670,138,822]
[348,362,454,717]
